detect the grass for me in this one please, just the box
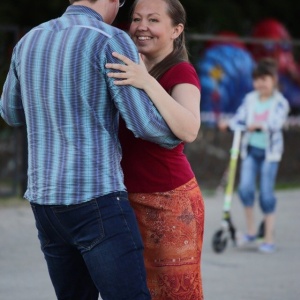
[1,180,299,208]
[0,195,28,207]
[275,181,300,190]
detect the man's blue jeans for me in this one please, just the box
[238,146,279,214]
[30,191,151,300]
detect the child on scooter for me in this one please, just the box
[219,58,290,253]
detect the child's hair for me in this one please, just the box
[252,58,278,79]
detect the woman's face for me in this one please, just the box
[129,0,180,61]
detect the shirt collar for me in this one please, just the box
[65,5,104,22]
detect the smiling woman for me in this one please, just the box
[130,0,189,79]
[105,0,205,299]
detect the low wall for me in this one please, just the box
[0,127,299,197]
[185,127,300,190]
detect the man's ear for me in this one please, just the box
[110,0,118,5]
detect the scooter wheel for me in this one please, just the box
[257,220,265,239]
[212,229,228,253]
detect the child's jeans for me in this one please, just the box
[238,146,279,214]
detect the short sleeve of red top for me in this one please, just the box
[119,61,201,193]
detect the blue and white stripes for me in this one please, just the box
[0,6,180,205]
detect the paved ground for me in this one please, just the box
[0,189,299,300]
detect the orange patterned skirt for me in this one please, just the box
[128,177,205,300]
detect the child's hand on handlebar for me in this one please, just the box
[248,124,262,132]
[218,120,229,131]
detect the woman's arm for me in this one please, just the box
[106,52,200,143]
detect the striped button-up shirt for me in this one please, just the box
[0,6,180,205]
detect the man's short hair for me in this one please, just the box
[69,0,98,4]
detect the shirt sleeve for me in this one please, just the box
[228,96,248,131]
[159,62,201,92]
[265,93,290,131]
[0,47,25,127]
[103,32,181,149]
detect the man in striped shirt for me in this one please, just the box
[0,0,180,299]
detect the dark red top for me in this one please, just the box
[119,62,201,192]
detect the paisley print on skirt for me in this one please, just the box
[129,177,205,300]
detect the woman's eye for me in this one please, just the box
[132,18,141,22]
[149,19,158,23]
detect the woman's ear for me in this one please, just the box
[172,23,184,40]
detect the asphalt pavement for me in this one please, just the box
[0,188,299,300]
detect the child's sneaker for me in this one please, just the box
[258,243,276,254]
[237,234,257,247]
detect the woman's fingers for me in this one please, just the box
[112,52,133,65]
[113,79,129,85]
[105,63,126,71]
[107,72,127,79]
[106,70,130,85]
[106,52,139,72]
[105,52,147,88]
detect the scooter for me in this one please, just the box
[212,130,264,253]
[212,130,242,253]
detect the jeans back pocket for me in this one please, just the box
[51,200,105,251]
